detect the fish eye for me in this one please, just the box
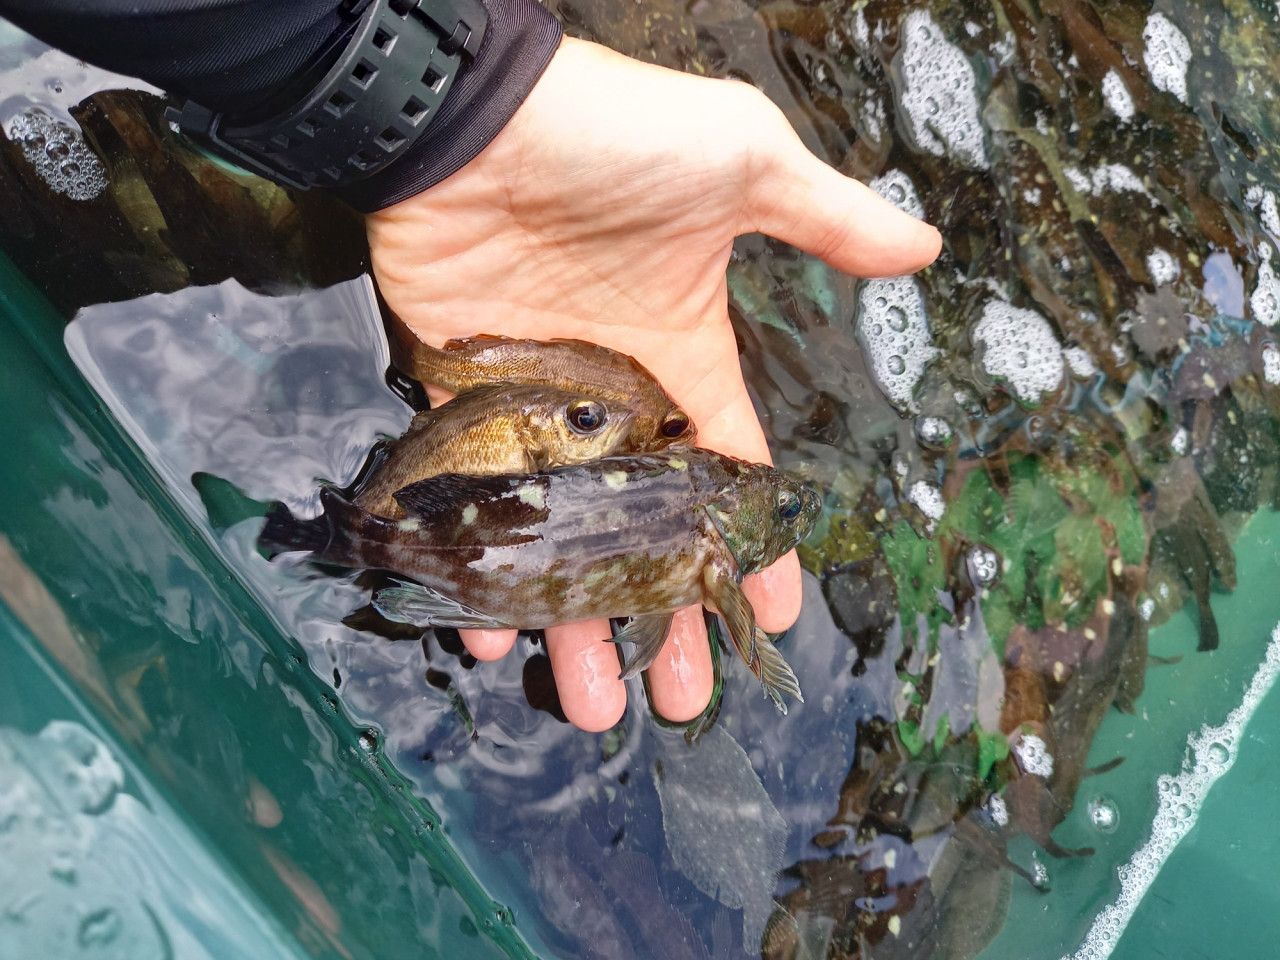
[566,399,607,434]
[777,490,803,521]
[660,412,690,439]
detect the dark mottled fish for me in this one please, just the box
[263,449,820,709]
[395,333,696,446]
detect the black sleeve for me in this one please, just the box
[0,0,562,211]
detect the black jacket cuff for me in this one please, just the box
[340,0,562,211]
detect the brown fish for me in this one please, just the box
[355,383,645,518]
[262,449,820,710]
[397,333,697,446]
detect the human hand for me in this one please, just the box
[366,36,940,732]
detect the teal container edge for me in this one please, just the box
[0,252,537,960]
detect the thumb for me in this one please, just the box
[743,131,942,278]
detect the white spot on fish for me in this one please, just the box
[517,484,547,508]
[604,470,628,490]
[461,504,478,525]
[888,915,902,937]
[398,518,421,532]
[668,458,688,471]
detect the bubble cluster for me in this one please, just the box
[1251,249,1280,327]
[1246,186,1280,237]
[1139,597,1155,621]
[1066,624,1280,960]
[1030,852,1051,891]
[967,544,1001,586]
[973,300,1065,405]
[895,10,989,170]
[855,277,938,411]
[1102,69,1135,121]
[1087,796,1119,834]
[1146,248,1179,286]
[7,109,106,201]
[870,168,925,219]
[1064,163,1151,201]
[906,480,945,522]
[1263,343,1280,385]
[1013,732,1055,778]
[987,793,1009,827]
[913,415,953,450]
[1143,12,1191,104]
[1171,426,1190,455]
[1063,346,1098,379]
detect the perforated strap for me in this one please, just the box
[165,0,487,190]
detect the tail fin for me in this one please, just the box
[258,500,332,557]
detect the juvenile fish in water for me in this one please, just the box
[397,333,697,446]
[356,383,651,518]
[262,449,820,710]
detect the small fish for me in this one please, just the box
[355,383,646,518]
[262,449,820,709]
[397,333,697,447]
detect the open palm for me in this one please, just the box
[367,37,940,731]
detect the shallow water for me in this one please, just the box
[2,2,1280,958]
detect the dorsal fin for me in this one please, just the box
[392,472,550,523]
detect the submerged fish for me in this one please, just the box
[398,333,697,447]
[355,383,653,518]
[263,449,820,709]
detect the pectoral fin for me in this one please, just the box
[610,613,675,679]
[373,579,506,629]
[707,573,803,713]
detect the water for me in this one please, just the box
[2,2,1280,958]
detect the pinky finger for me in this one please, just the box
[458,627,518,661]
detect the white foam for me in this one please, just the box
[870,168,925,219]
[7,108,106,201]
[1263,343,1280,385]
[1064,164,1152,204]
[1143,13,1191,104]
[1146,248,1179,286]
[1251,253,1280,327]
[906,480,945,521]
[1171,427,1189,455]
[1066,624,1280,960]
[1013,732,1055,778]
[987,793,1009,827]
[1063,346,1098,378]
[973,300,1065,405]
[1102,70,1135,121]
[855,277,939,411]
[1246,187,1280,237]
[852,9,870,51]
[967,544,1001,586]
[914,415,953,449]
[896,10,989,170]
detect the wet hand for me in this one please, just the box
[367,36,941,731]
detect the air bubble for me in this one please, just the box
[966,544,1001,586]
[913,415,953,450]
[1087,796,1119,833]
[887,355,906,375]
[7,109,106,201]
[887,306,909,332]
[1207,741,1230,765]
